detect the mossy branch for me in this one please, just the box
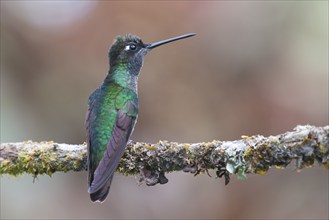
[1,125,328,185]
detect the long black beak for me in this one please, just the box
[147,33,196,49]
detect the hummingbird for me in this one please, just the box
[86,33,196,202]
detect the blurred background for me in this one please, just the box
[1,1,328,219]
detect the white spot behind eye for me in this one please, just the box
[124,45,130,51]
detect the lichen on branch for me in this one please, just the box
[1,125,328,185]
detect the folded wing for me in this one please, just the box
[86,97,137,202]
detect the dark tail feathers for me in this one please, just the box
[90,186,110,203]
[89,175,113,203]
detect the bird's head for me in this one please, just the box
[108,33,196,74]
[109,34,146,73]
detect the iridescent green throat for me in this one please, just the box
[104,64,138,92]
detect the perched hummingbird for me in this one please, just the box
[86,33,196,202]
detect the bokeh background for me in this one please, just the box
[1,1,328,219]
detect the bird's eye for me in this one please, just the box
[125,44,137,51]
[129,44,136,50]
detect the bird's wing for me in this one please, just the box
[87,98,138,194]
[86,88,99,187]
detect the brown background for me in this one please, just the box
[1,1,328,219]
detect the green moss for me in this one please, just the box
[0,142,87,177]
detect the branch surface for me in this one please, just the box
[1,125,328,185]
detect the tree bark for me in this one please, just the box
[1,125,328,185]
